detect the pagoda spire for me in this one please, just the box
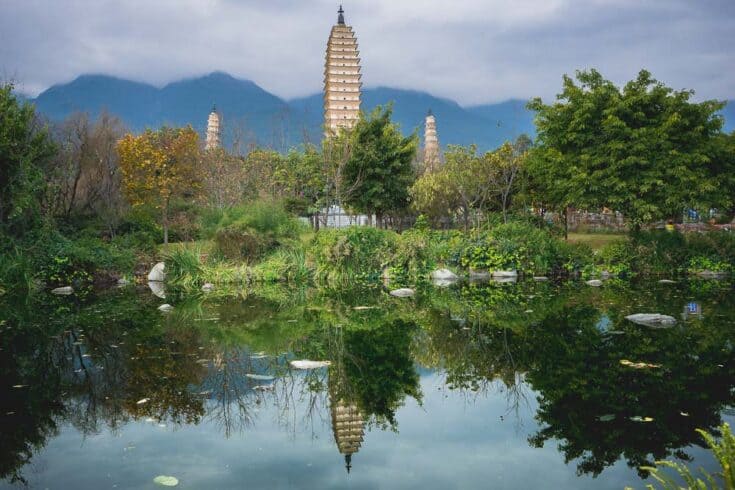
[337,5,345,25]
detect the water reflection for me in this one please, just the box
[0,279,733,487]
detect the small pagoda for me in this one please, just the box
[205,105,221,150]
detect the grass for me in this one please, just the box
[567,232,625,251]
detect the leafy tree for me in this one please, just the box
[0,84,55,238]
[117,126,203,244]
[341,106,418,226]
[528,69,727,230]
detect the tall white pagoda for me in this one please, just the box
[324,6,362,135]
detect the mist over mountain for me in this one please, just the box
[29,72,733,153]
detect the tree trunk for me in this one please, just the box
[162,202,169,245]
[563,206,569,240]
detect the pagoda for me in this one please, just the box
[324,5,362,135]
[329,386,365,473]
[205,106,221,150]
[423,109,441,173]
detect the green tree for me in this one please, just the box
[341,106,418,226]
[0,84,56,238]
[528,69,726,230]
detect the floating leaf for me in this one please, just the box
[620,359,661,369]
[246,374,275,381]
[153,475,179,486]
[630,416,654,422]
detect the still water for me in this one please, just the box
[1,279,733,489]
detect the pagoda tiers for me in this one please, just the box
[329,389,365,473]
[205,105,221,150]
[423,109,441,173]
[324,5,362,135]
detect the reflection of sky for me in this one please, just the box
[6,371,731,490]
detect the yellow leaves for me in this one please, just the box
[116,127,204,210]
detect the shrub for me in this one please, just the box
[459,222,574,275]
[209,200,304,261]
[309,227,397,285]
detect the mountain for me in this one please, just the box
[29,72,733,153]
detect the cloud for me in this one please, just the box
[0,0,733,104]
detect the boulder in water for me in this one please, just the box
[586,279,603,287]
[533,276,549,281]
[148,281,166,299]
[492,270,518,278]
[148,262,166,282]
[158,304,173,312]
[51,286,73,295]
[625,313,677,327]
[658,279,677,284]
[389,288,415,298]
[430,269,458,281]
[202,283,214,292]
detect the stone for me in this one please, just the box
[290,360,332,369]
[658,279,677,284]
[202,283,214,292]
[389,288,415,298]
[430,269,458,281]
[148,281,166,299]
[492,276,517,284]
[586,279,603,287]
[116,278,129,286]
[147,262,166,282]
[469,269,491,280]
[51,286,73,295]
[158,304,173,312]
[696,270,728,279]
[492,270,518,278]
[625,313,677,327]
[533,276,549,281]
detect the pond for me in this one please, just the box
[1,278,733,489]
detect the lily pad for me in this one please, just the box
[153,475,179,486]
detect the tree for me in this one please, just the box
[528,69,727,230]
[117,126,203,244]
[0,84,55,238]
[341,106,418,226]
[46,111,127,231]
[202,148,247,209]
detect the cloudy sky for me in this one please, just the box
[1,0,733,105]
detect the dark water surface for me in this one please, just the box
[1,278,733,489]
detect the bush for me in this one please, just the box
[458,222,577,275]
[208,200,304,261]
[309,227,397,285]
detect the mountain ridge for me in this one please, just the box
[28,72,734,152]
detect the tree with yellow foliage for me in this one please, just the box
[117,126,203,244]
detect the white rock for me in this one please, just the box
[533,276,549,281]
[116,278,129,286]
[158,304,173,312]
[492,270,518,278]
[492,276,518,284]
[389,288,415,298]
[586,279,603,287]
[469,269,491,279]
[430,269,458,281]
[147,262,166,282]
[432,278,457,288]
[625,313,677,327]
[658,279,677,284]
[202,282,214,292]
[696,270,728,279]
[148,281,166,299]
[290,360,332,369]
[51,286,73,295]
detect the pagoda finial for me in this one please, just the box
[337,5,345,25]
[211,104,217,113]
[427,108,433,116]
[345,454,352,473]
